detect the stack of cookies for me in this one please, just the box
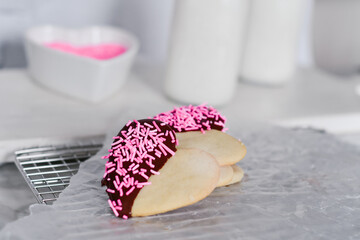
[101,105,246,219]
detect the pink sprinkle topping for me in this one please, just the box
[150,169,160,175]
[106,188,115,193]
[153,104,226,133]
[126,186,135,195]
[108,200,119,217]
[102,119,177,219]
[45,42,127,60]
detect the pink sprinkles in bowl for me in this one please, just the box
[102,119,177,219]
[153,104,227,133]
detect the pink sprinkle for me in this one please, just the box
[185,126,198,131]
[123,178,130,188]
[155,151,162,158]
[159,141,175,156]
[214,122,223,126]
[150,169,160,175]
[128,163,135,171]
[153,104,226,133]
[130,152,136,162]
[140,172,149,180]
[134,157,143,164]
[144,122,153,128]
[137,181,151,187]
[105,162,115,168]
[153,121,161,132]
[132,164,139,171]
[126,186,135,195]
[111,139,122,146]
[146,160,155,168]
[113,180,119,190]
[117,159,123,168]
[108,200,119,217]
[124,181,131,189]
[106,188,115,193]
[115,169,123,176]
[121,130,127,138]
[158,144,167,156]
[169,131,175,141]
[122,215,128,220]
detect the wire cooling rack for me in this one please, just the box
[14,142,103,205]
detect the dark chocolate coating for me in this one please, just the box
[102,119,177,218]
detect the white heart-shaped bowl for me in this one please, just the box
[25,25,139,103]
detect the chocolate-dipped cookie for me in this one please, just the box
[102,119,219,218]
[154,105,247,166]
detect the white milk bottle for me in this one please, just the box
[240,0,306,85]
[165,0,248,106]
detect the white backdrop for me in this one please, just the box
[0,0,174,68]
[0,0,316,69]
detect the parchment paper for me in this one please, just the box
[1,107,360,240]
